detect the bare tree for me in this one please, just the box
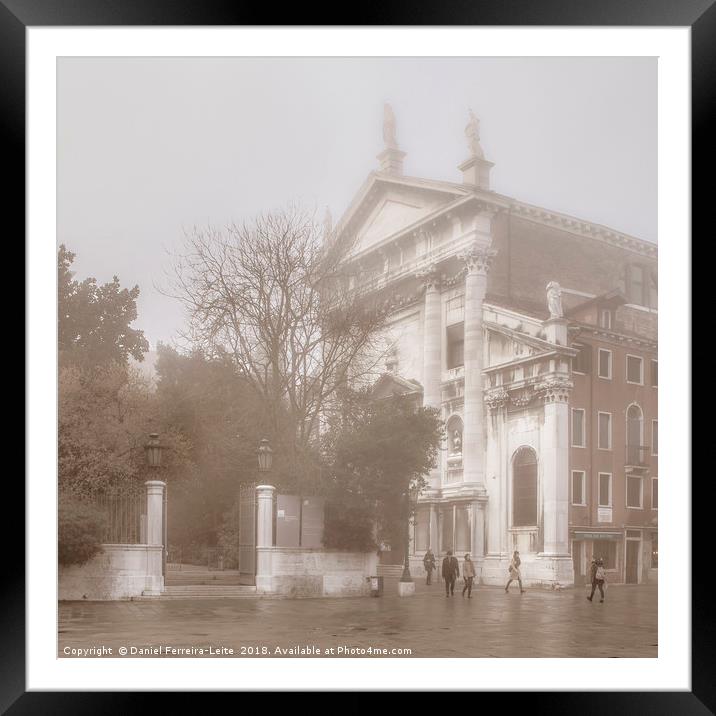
[167,206,389,491]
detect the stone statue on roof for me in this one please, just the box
[465,108,483,158]
[546,281,564,319]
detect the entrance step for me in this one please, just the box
[139,585,259,600]
[165,565,245,586]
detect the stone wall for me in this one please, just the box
[59,544,163,601]
[256,548,378,598]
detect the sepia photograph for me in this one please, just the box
[52,52,663,663]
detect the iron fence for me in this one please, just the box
[87,485,147,545]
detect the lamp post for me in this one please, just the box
[144,432,166,577]
[400,488,414,583]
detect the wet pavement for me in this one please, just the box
[58,582,657,658]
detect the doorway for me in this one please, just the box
[626,539,640,584]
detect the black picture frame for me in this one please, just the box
[10,0,705,710]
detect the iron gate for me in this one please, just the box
[238,483,257,585]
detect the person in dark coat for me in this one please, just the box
[423,548,436,585]
[442,550,460,597]
[587,558,606,602]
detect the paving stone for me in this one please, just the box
[58,583,657,658]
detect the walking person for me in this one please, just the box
[423,548,436,586]
[442,550,460,597]
[462,553,476,598]
[504,550,526,594]
[587,558,607,602]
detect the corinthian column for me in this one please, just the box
[417,265,442,490]
[536,378,573,557]
[459,244,496,488]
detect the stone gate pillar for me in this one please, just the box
[255,484,276,594]
[256,485,275,548]
[144,480,166,596]
[145,480,166,546]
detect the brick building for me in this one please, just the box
[330,106,657,586]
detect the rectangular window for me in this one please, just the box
[571,409,586,447]
[455,505,471,552]
[446,323,465,369]
[651,532,658,568]
[599,309,612,329]
[572,344,591,374]
[628,265,645,305]
[652,420,658,456]
[572,471,586,506]
[627,475,643,508]
[441,506,454,553]
[598,473,612,507]
[414,507,430,552]
[593,541,617,569]
[598,412,612,450]
[598,349,612,379]
[651,359,658,387]
[652,477,658,510]
[446,295,465,325]
[626,355,644,384]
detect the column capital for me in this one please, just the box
[484,387,509,411]
[416,264,441,291]
[535,377,573,403]
[458,243,497,276]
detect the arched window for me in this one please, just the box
[626,404,644,464]
[513,447,538,527]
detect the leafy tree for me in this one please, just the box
[58,244,149,368]
[58,497,107,566]
[321,393,442,554]
[58,362,189,497]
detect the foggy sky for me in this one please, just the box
[57,57,656,348]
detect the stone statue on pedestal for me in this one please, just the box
[546,281,564,319]
[465,109,483,158]
[452,429,462,454]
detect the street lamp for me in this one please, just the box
[144,432,163,468]
[257,437,273,473]
[400,488,414,583]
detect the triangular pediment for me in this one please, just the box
[371,372,423,400]
[359,198,429,249]
[334,173,469,258]
[484,321,554,368]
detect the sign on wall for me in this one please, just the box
[275,494,325,548]
[276,494,301,548]
[300,497,325,548]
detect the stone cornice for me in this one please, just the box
[504,199,657,259]
[572,324,657,351]
[416,263,441,291]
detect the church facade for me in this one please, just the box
[330,106,657,587]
